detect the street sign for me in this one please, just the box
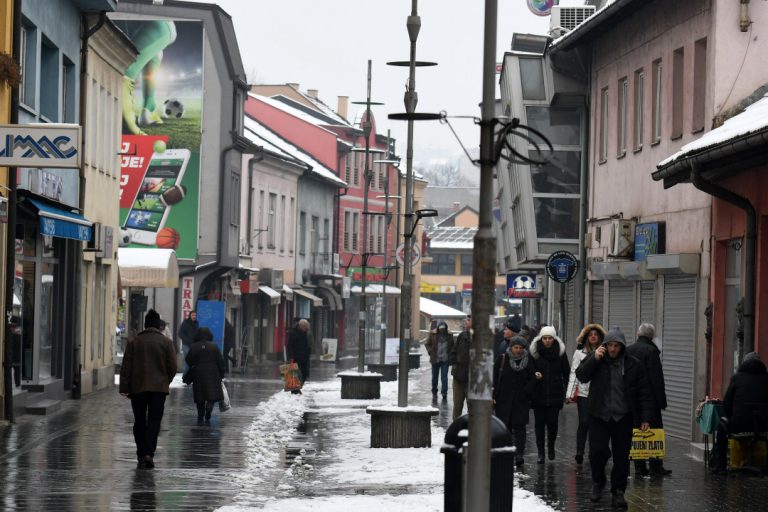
[546,251,579,283]
[396,242,421,266]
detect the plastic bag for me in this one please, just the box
[281,360,303,392]
[219,381,231,411]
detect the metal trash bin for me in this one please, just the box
[441,414,515,512]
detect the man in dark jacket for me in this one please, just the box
[287,319,311,392]
[495,317,520,358]
[626,323,671,477]
[450,315,472,420]
[711,352,768,471]
[428,321,454,401]
[119,309,177,469]
[576,328,654,509]
[178,310,199,373]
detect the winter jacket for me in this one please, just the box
[566,324,607,400]
[723,356,768,434]
[427,322,454,364]
[626,336,667,415]
[450,329,471,382]
[287,327,311,362]
[186,341,225,403]
[576,347,655,426]
[178,318,199,348]
[493,351,536,426]
[494,330,508,358]
[529,331,570,409]
[119,328,177,395]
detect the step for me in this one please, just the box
[25,399,62,416]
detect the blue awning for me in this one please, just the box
[28,198,93,242]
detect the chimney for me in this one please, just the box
[287,82,300,91]
[452,202,461,212]
[337,95,349,120]
[307,89,319,99]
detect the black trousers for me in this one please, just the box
[589,414,633,492]
[295,356,310,384]
[534,405,561,452]
[509,424,527,460]
[196,401,215,419]
[576,397,591,456]
[130,392,167,460]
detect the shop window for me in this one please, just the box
[519,57,546,101]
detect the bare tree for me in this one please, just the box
[417,161,471,187]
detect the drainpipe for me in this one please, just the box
[740,0,751,32]
[690,160,755,358]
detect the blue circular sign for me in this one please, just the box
[546,251,579,283]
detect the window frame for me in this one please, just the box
[617,77,628,157]
[652,59,663,144]
[633,69,645,152]
[599,86,609,162]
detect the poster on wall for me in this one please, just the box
[114,19,203,261]
[320,338,338,362]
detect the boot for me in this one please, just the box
[537,449,545,464]
[611,490,628,509]
[634,460,650,478]
[575,453,584,465]
[142,455,155,469]
[590,481,605,502]
[649,459,672,476]
[548,442,556,460]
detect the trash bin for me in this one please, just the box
[441,414,515,512]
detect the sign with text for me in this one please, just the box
[420,282,456,294]
[180,276,195,323]
[320,338,338,362]
[347,266,386,285]
[0,124,81,168]
[634,222,666,262]
[629,428,666,460]
[507,272,539,298]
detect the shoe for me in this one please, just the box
[575,453,584,465]
[611,490,628,509]
[121,76,145,135]
[650,467,672,476]
[515,457,525,467]
[139,108,164,127]
[441,394,447,402]
[548,446,555,460]
[635,466,650,478]
[197,416,204,426]
[142,455,155,469]
[432,393,438,404]
[590,481,605,502]
[136,459,146,470]
[537,451,545,464]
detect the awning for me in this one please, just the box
[314,285,343,310]
[29,198,93,241]
[419,296,467,319]
[259,285,282,305]
[117,248,179,288]
[282,284,295,300]
[351,284,402,295]
[294,288,323,307]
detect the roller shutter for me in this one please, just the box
[590,280,604,324]
[639,281,656,327]
[662,276,697,439]
[608,281,635,335]
[565,280,579,343]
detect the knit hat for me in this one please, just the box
[509,336,528,348]
[144,309,162,329]
[506,315,522,333]
[603,327,627,346]
[744,352,761,363]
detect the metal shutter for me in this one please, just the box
[662,276,697,439]
[590,280,604,324]
[565,280,578,343]
[608,281,635,335]
[639,281,656,326]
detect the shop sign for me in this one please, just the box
[347,266,386,285]
[546,251,579,283]
[634,222,666,262]
[507,272,540,298]
[420,282,456,294]
[0,124,81,168]
[180,276,195,322]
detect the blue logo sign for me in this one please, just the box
[546,251,579,283]
[0,124,81,168]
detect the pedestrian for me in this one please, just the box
[178,310,199,373]
[576,327,654,509]
[186,327,226,425]
[493,335,536,467]
[450,315,472,420]
[566,323,606,465]
[427,321,454,402]
[119,309,177,469]
[710,352,768,472]
[626,323,672,477]
[223,319,237,374]
[529,326,570,464]
[287,319,311,393]
[495,317,520,358]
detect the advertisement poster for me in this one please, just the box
[115,19,202,260]
[320,338,338,362]
[196,300,225,352]
[385,338,399,364]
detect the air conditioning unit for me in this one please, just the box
[609,219,635,258]
[549,5,596,37]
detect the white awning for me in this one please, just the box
[294,288,323,306]
[282,284,294,300]
[419,297,467,319]
[259,285,282,305]
[351,284,402,295]
[118,248,179,288]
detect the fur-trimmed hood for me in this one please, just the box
[530,326,565,359]
[576,323,607,348]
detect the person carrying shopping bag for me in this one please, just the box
[186,328,226,425]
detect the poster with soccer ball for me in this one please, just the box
[113,19,203,261]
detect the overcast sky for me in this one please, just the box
[192,1,550,166]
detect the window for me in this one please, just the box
[323,218,330,254]
[62,58,75,123]
[378,162,386,191]
[460,255,473,275]
[343,211,351,251]
[652,59,663,143]
[267,193,277,249]
[230,173,241,227]
[20,22,37,108]
[377,216,384,253]
[692,38,707,133]
[599,87,608,162]
[299,211,307,255]
[519,57,546,101]
[526,106,581,146]
[280,195,286,252]
[257,191,264,249]
[40,39,59,121]
[530,151,581,194]
[422,254,456,275]
[311,215,319,255]
[633,69,645,151]
[617,77,628,156]
[353,152,361,187]
[344,154,351,184]
[289,197,295,253]
[534,197,579,239]
[672,47,684,139]
[352,212,360,252]
[367,216,374,253]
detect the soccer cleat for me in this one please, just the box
[139,107,164,127]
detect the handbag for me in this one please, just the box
[219,381,231,412]
[182,366,195,385]
[281,359,303,391]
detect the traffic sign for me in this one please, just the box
[396,243,421,266]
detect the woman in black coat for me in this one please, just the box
[186,327,225,424]
[493,336,536,467]
[529,325,570,464]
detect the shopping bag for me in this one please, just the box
[182,366,195,385]
[282,360,303,392]
[219,381,231,412]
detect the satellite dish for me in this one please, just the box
[527,0,556,16]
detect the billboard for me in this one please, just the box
[115,19,203,261]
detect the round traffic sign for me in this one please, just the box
[396,243,421,266]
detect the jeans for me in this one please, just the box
[431,361,449,396]
[452,378,468,420]
[534,405,561,453]
[576,397,591,456]
[130,392,167,460]
[589,414,633,492]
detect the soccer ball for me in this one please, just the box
[163,98,185,119]
[119,229,132,247]
[512,275,535,290]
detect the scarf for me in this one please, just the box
[538,340,560,361]
[507,349,529,372]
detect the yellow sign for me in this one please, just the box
[420,282,456,294]
[629,428,666,460]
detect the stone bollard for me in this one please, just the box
[366,363,397,381]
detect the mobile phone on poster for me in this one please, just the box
[123,149,190,246]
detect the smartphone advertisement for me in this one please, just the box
[115,19,203,260]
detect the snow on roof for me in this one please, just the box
[426,226,476,250]
[244,115,346,187]
[248,92,341,136]
[419,296,467,319]
[118,248,179,288]
[549,0,621,51]
[658,94,768,168]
